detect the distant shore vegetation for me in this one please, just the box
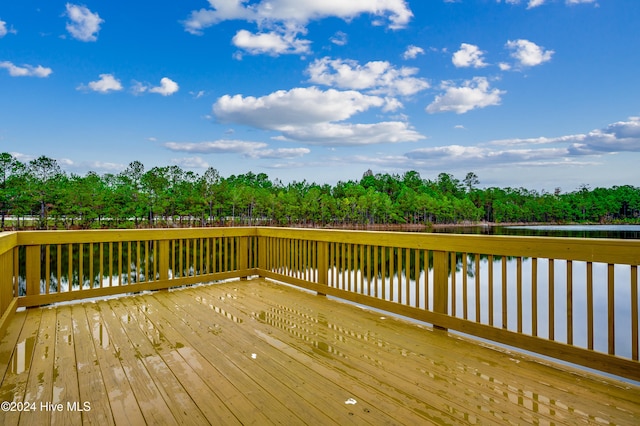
[1,153,639,230]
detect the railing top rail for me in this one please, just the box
[3,226,639,264]
[254,227,640,265]
[14,227,258,246]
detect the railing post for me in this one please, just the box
[317,241,329,296]
[432,250,449,330]
[258,236,267,274]
[158,240,170,281]
[25,245,41,297]
[239,237,248,280]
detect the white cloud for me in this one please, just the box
[183,0,413,35]
[79,74,123,93]
[149,77,179,96]
[164,140,268,154]
[248,147,311,159]
[133,77,180,96]
[527,0,546,8]
[307,57,429,96]
[164,140,311,160]
[500,0,596,7]
[571,117,640,153]
[232,29,310,55]
[276,121,425,146]
[498,62,512,71]
[452,43,487,68]
[426,77,505,114]
[403,45,425,60]
[172,157,210,169]
[330,31,348,46]
[44,157,125,173]
[506,39,554,67]
[391,117,640,173]
[214,87,385,129]
[0,19,17,37]
[0,61,52,78]
[65,3,103,42]
[183,0,412,57]
[213,86,424,146]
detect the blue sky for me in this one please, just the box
[1,0,638,191]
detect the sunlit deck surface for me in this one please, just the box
[1,279,639,425]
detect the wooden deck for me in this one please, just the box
[0,279,638,425]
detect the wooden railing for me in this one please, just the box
[1,227,639,381]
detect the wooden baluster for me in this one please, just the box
[461,254,466,319]
[566,260,573,345]
[360,244,365,294]
[89,242,94,288]
[432,250,449,330]
[424,250,430,310]
[117,242,122,285]
[158,240,169,281]
[373,246,379,298]
[502,256,507,330]
[178,239,184,278]
[405,248,410,306]
[414,248,420,308]
[451,252,457,317]
[517,257,523,333]
[587,261,593,350]
[366,245,371,296]
[389,248,395,302]
[238,237,248,280]
[57,244,62,293]
[45,245,50,294]
[127,241,132,284]
[25,245,41,298]
[532,258,538,337]
[317,241,328,296]
[549,259,555,340]
[99,242,104,287]
[200,238,204,275]
[608,263,615,355]
[631,265,638,361]
[79,243,84,290]
[381,247,386,300]
[488,255,494,327]
[475,255,481,323]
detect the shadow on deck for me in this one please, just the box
[1,278,639,425]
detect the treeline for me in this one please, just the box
[1,153,639,230]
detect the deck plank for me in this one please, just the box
[0,308,42,426]
[173,284,452,424]
[86,301,179,425]
[205,283,486,424]
[51,305,81,426]
[20,307,56,426]
[104,297,210,426]
[159,288,384,425]
[124,290,304,424]
[0,309,26,385]
[70,303,116,425]
[0,278,638,425]
[241,286,640,424]
[117,293,258,424]
[203,281,515,424]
